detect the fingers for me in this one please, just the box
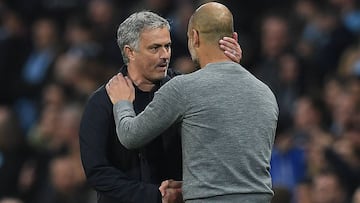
[220,33,242,63]
[107,73,124,87]
[167,180,182,189]
[220,33,238,51]
[105,73,135,104]
[223,49,238,63]
[232,32,242,61]
[106,75,115,87]
[124,76,134,89]
[159,179,182,190]
[116,73,126,84]
[233,31,238,42]
[161,180,170,187]
[159,180,169,197]
[222,37,241,54]
[162,188,184,203]
[220,38,237,54]
[161,179,182,189]
[159,187,166,197]
[159,180,181,196]
[219,38,235,53]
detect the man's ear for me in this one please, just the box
[192,29,200,48]
[124,45,135,61]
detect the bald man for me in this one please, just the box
[106,2,279,202]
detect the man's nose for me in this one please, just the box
[159,47,171,59]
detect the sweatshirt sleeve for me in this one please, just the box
[113,78,185,149]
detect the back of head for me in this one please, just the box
[117,11,170,64]
[189,2,233,45]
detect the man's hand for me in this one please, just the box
[159,180,184,203]
[105,73,135,104]
[219,32,242,63]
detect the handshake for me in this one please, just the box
[159,180,184,203]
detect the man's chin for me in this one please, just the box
[152,69,168,81]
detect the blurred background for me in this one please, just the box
[0,0,359,202]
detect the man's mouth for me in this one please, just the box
[157,63,168,70]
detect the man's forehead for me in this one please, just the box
[140,28,171,43]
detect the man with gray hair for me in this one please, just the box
[80,10,241,203]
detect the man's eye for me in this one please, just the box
[150,47,158,52]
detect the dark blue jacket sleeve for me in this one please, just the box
[79,87,162,203]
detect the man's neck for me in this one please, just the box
[127,65,156,92]
[198,45,232,68]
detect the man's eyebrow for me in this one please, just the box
[149,42,172,47]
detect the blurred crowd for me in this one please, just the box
[0,0,359,202]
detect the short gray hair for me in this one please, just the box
[117,11,170,64]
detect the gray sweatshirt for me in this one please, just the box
[113,61,279,202]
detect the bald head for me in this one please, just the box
[189,2,233,45]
